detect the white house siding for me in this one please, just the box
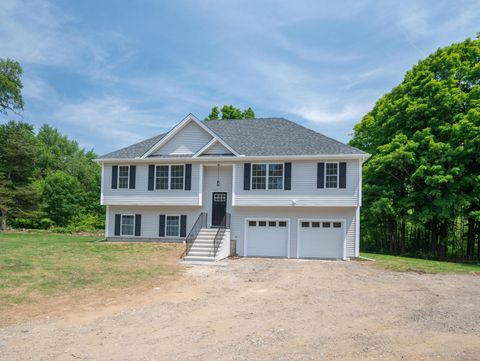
[107,205,200,240]
[233,160,360,207]
[229,206,357,258]
[200,165,233,226]
[102,163,200,206]
[152,121,212,155]
[202,142,233,155]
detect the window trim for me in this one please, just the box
[250,163,284,190]
[120,214,135,236]
[324,162,339,189]
[118,165,130,189]
[154,164,185,191]
[164,214,181,238]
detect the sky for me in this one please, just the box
[0,0,478,155]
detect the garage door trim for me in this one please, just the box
[244,218,291,258]
[296,218,347,260]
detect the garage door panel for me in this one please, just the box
[246,220,288,257]
[299,221,344,259]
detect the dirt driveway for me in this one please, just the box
[1,258,479,361]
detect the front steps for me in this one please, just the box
[184,228,229,262]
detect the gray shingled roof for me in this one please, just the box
[99,133,167,159]
[99,117,365,159]
[203,118,365,156]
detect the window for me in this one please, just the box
[121,215,134,236]
[118,166,129,189]
[301,222,310,228]
[278,221,287,227]
[333,222,342,228]
[166,215,180,237]
[155,165,185,190]
[248,221,256,227]
[312,222,320,228]
[268,221,277,227]
[214,193,226,202]
[322,222,331,228]
[170,165,184,190]
[258,221,267,227]
[252,163,283,190]
[325,163,338,188]
[252,164,267,189]
[155,165,169,190]
[268,164,283,189]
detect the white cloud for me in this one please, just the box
[289,104,369,124]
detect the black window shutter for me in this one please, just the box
[180,215,187,237]
[114,214,121,235]
[185,164,192,191]
[111,165,118,189]
[317,163,325,188]
[148,165,155,191]
[339,162,347,189]
[135,214,141,236]
[159,214,165,237]
[284,163,291,190]
[129,165,136,189]
[244,163,251,190]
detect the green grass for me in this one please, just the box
[0,231,182,307]
[361,253,480,274]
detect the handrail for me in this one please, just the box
[184,212,207,258]
[213,213,230,257]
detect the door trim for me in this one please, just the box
[244,218,290,258]
[211,191,227,227]
[296,218,347,260]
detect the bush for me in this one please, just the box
[9,217,54,230]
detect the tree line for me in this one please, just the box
[0,59,103,232]
[350,36,480,260]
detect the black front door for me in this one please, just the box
[211,192,227,227]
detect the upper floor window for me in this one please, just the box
[155,165,185,190]
[252,163,283,190]
[325,163,338,188]
[118,165,130,189]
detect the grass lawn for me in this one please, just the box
[0,231,183,308]
[361,252,480,274]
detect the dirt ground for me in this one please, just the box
[1,258,479,361]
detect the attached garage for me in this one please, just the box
[297,220,345,259]
[245,219,289,257]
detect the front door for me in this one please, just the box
[211,192,227,227]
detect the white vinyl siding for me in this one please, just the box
[234,160,360,207]
[152,121,212,155]
[103,164,200,206]
[202,141,234,155]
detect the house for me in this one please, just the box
[96,114,370,261]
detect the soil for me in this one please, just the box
[1,258,479,361]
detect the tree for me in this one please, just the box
[0,121,39,230]
[205,105,256,120]
[207,106,220,120]
[0,59,24,114]
[41,171,85,226]
[350,36,480,259]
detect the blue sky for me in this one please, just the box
[0,0,478,155]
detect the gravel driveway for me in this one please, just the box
[1,258,479,361]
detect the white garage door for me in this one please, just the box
[298,220,344,259]
[246,219,289,257]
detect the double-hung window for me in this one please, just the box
[118,165,129,189]
[325,163,338,188]
[155,165,169,190]
[252,163,283,190]
[166,215,180,237]
[121,215,134,236]
[155,165,185,190]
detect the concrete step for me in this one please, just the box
[188,250,215,256]
[184,255,215,262]
[190,244,214,250]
